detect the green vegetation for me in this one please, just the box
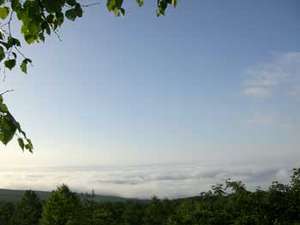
[0,0,177,151]
[0,168,300,225]
[0,188,132,203]
[10,190,42,225]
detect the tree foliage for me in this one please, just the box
[1,168,300,225]
[39,184,83,225]
[0,93,33,152]
[0,0,177,151]
[0,201,15,225]
[10,190,42,225]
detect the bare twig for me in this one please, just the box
[53,29,63,41]
[0,89,14,96]
[7,11,13,36]
[82,2,101,7]
[14,46,31,62]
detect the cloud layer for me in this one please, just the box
[0,163,293,198]
[242,52,300,98]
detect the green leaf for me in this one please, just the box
[24,34,36,44]
[43,0,63,13]
[0,7,9,20]
[11,0,21,11]
[20,58,32,74]
[12,52,17,59]
[107,0,124,15]
[17,138,24,150]
[55,11,64,26]
[66,0,77,6]
[24,138,33,152]
[65,9,77,21]
[4,59,16,70]
[24,58,32,64]
[20,61,27,73]
[39,33,45,42]
[136,0,144,7]
[0,103,8,112]
[7,36,21,47]
[74,4,83,17]
[46,14,55,23]
[0,46,5,62]
[66,4,82,21]
[0,115,17,145]
[107,0,115,11]
[120,8,125,16]
[171,0,177,7]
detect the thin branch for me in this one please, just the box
[2,66,7,82]
[14,46,30,62]
[53,29,63,41]
[82,2,101,8]
[0,89,14,96]
[7,11,13,36]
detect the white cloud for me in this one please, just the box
[243,87,272,98]
[0,163,294,198]
[242,52,300,98]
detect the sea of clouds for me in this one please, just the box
[0,162,293,199]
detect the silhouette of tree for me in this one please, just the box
[0,202,15,225]
[40,185,83,225]
[11,190,42,225]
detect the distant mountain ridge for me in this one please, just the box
[0,188,136,203]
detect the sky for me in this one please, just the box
[0,0,300,198]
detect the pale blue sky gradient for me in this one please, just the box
[1,0,299,171]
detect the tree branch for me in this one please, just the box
[0,89,14,96]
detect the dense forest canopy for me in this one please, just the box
[0,0,177,152]
[1,168,300,225]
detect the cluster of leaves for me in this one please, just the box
[106,0,177,16]
[0,94,33,152]
[1,168,300,225]
[0,0,177,151]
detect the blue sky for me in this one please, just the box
[0,0,299,196]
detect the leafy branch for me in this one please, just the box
[0,0,177,152]
[0,92,33,152]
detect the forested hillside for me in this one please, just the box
[0,189,131,203]
[0,168,300,225]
